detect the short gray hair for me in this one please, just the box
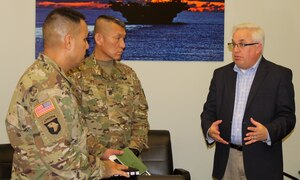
[232,23,265,47]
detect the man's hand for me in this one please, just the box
[101,149,124,160]
[103,160,129,178]
[244,118,268,145]
[208,120,229,144]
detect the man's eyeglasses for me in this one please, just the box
[227,42,258,51]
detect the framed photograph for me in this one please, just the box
[36,0,224,61]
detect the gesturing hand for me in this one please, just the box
[244,118,268,145]
[208,120,229,145]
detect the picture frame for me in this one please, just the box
[36,0,224,61]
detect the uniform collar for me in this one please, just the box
[38,53,73,86]
[88,53,126,81]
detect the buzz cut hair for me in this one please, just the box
[43,7,86,47]
[93,15,125,36]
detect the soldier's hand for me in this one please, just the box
[103,160,129,178]
[101,148,124,160]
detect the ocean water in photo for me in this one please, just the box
[36,8,224,61]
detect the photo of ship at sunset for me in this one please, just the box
[36,0,224,61]
[109,0,190,24]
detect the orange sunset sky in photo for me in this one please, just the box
[37,1,224,12]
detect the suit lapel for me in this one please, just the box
[245,57,269,110]
[224,64,237,118]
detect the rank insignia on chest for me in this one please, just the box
[34,100,55,117]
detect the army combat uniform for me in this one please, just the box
[69,54,149,157]
[6,54,106,179]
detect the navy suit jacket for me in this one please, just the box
[201,57,296,180]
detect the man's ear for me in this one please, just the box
[94,33,103,46]
[64,34,73,50]
[256,43,263,54]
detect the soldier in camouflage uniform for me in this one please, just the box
[5,8,128,179]
[68,15,149,160]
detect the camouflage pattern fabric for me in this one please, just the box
[6,54,106,179]
[68,54,149,157]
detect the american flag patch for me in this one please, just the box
[34,100,55,118]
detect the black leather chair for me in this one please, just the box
[141,130,190,180]
[0,130,190,180]
[0,144,13,180]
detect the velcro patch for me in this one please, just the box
[34,100,55,117]
[44,118,61,134]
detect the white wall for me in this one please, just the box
[1,0,299,179]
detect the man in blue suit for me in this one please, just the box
[201,23,296,180]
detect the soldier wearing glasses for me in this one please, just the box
[201,23,296,180]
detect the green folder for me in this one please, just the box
[115,147,148,175]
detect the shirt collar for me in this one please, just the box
[233,55,262,73]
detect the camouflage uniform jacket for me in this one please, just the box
[69,54,149,157]
[6,54,106,179]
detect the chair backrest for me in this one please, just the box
[141,130,174,175]
[0,144,14,179]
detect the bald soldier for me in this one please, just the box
[5,8,129,179]
[68,15,149,160]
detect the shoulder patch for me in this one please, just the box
[44,117,61,134]
[34,100,55,117]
